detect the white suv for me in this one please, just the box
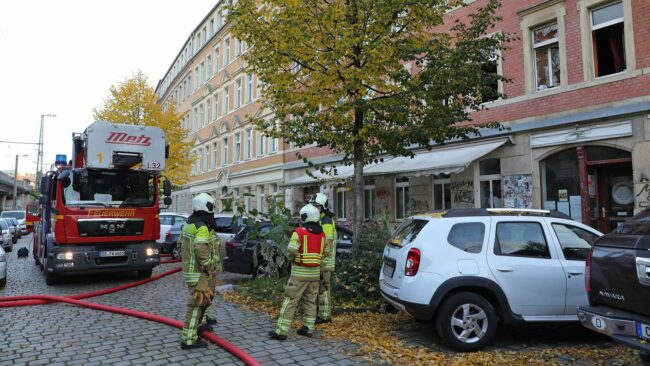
[379,208,602,352]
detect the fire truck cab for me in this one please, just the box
[34,121,171,285]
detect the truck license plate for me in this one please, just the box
[98,250,126,257]
[637,322,650,341]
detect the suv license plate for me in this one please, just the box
[383,264,395,278]
[637,322,650,341]
[98,250,126,257]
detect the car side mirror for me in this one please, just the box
[38,196,48,205]
[39,176,49,195]
[164,196,172,206]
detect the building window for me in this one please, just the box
[212,142,218,169]
[223,86,229,115]
[214,47,220,74]
[207,99,212,123]
[271,135,278,153]
[433,175,451,210]
[245,128,252,160]
[213,93,219,119]
[533,22,560,91]
[217,10,223,28]
[395,177,410,219]
[364,181,376,219]
[257,130,266,157]
[479,158,502,208]
[224,36,231,65]
[257,185,265,213]
[193,108,198,131]
[245,187,251,211]
[198,148,204,173]
[210,18,214,35]
[200,62,205,85]
[221,137,228,166]
[199,103,205,127]
[207,56,212,78]
[194,67,199,90]
[234,132,241,163]
[336,188,346,220]
[235,38,242,57]
[204,145,210,171]
[235,78,242,109]
[246,74,254,103]
[591,1,625,77]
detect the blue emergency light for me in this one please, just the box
[55,154,67,168]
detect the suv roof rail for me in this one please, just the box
[431,208,572,219]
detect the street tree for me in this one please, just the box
[93,70,193,185]
[229,0,507,255]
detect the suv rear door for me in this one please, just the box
[487,217,566,317]
[382,218,429,289]
[547,220,601,315]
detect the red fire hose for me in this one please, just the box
[0,262,260,366]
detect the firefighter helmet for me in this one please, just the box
[300,204,321,223]
[192,192,215,213]
[309,192,329,210]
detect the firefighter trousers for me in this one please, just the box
[318,270,332,320]
[275,275,320,335]
[181,274,214,345]
[201,275,218,324]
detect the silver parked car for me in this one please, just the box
[0,219,12,252]
[1,218,18,244]
[0,245,6,288]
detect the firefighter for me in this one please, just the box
[269,204,328,340]
[310,193,336,324]
[180,192,221,349]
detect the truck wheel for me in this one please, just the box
[137,269,153,278]
[0,277,6,288]
[172,245,180,259]
[435,292,497,352]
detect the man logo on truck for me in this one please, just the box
[106,132,151,146]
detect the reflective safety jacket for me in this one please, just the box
[288,226,326,280]
[320,213,336,271]
[180,222,221,285]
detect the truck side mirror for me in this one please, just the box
[164,196,172,206]
[39,176,49,195]
[38,196,48,205]
[163,179,172,197]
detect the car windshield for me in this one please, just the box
[0,220,7,230]
[63,170,155,207]
[1,211,25,220]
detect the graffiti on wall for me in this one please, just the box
[376,187,391,199]
[410,199,430,213]
[502,174,533,209]
[636,175,650,208]
[451,181,474,208]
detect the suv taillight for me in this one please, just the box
[226,240,236,249]
[405,248,421,276]
[585,250,592,294]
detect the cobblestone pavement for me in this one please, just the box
[0,235,643,366]
[0,236,370,366]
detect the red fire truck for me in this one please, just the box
[34,121,172,285]
[25,204,40,233]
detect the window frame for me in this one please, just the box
[478,158,502,209]
[336,188,347,220]
[234,132,241,163]
[432,176,451,210]
[494,221,551,259]
[245,128,252,160]
[221,137,228,166]
[395,177,410,220]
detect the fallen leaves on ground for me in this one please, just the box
[221,291,639,366]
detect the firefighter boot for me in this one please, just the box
[315,316,331,324]
[205,316,217,325]
[180,340,208,350]
[297,325,313,337]
[268,330,288,341]
[198,324,213,333]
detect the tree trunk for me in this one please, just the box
[352,108,364,258]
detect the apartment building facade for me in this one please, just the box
[156,1,283,215]
[282,0,650,233]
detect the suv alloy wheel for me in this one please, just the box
[435,292,497,352]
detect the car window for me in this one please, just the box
[552,223,599,261]
[176,216,187,225]
[0,220,7,230]
[495,222,550,258]
[216,217,233,233]
[390,219,428,247]
[337,229,352,242]
[160,215,174,225]
[447,222,485,253]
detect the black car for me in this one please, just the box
[223,222,353,277]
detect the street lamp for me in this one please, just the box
[12,154,29,210]
[36,113,56,191]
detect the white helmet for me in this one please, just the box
[192,192,215,213]
[310,193,329,209]
[299,204,321,223]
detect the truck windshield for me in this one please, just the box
[63,170,155,207]
[1,211,26,220]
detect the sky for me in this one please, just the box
[0,0,216,177]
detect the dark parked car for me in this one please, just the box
[223,222,353,277]
[578,208,650,365]
[161,221,185,259]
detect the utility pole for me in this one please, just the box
[36,114,56,191]
[12,155,18,210]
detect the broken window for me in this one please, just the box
[533,22,560,91]
[591,1,626,77]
